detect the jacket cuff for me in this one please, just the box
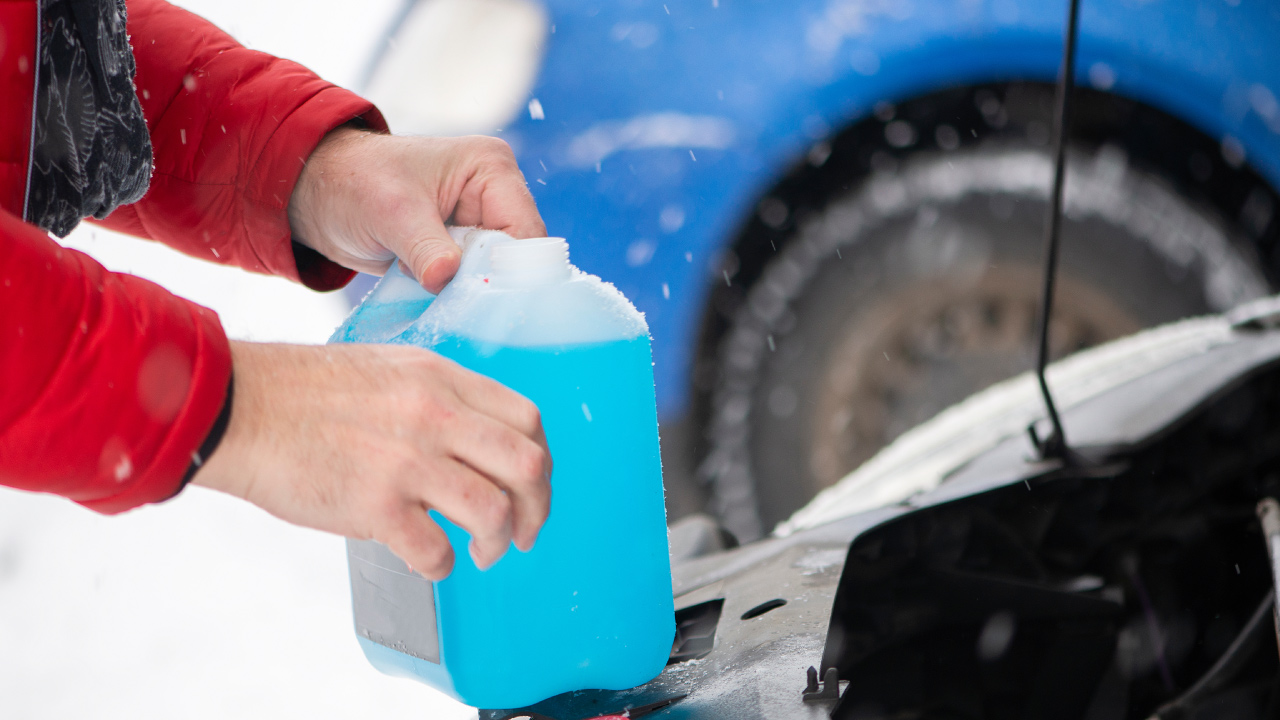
[244,87,389,291]
[77,301,233,514]
[175,372,234,497]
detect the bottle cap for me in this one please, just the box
[490,237,572,285]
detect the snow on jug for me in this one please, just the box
[330,228,674,709]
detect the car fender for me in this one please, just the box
[504,0,1280,419]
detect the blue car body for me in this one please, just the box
[493,0,1280,424]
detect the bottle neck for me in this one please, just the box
[489,237,572,287]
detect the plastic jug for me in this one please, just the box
[330,228,674,709]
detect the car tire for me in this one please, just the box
[701,145,1270,541]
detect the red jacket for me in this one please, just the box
[0,0,384,512]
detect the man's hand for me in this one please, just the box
[288,129,546,293]
[192,341,553,579]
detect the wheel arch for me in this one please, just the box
[678,81,1280,512]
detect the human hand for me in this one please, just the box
[191,341,552,579]
[288,129,546,293]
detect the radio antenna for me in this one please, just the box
[1031,0,1082,461]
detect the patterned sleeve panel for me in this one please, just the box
[25,0,153,238]
[95,0,387,291]
[0,206,232,513]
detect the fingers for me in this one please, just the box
[384,503,455,581]
[486,173,548,240]
[446,408,552,553]
[383,353,548,570]
[450,367,546,440]
[360,136,546,291]
[205,341,555,585]
[417,458,518,570]
[290,132,549,287]
[447,370,552,551]
[454,173,547,240]
[393,215,463,294]
[450,136,547,240]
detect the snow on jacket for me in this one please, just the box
[0,0,386,512]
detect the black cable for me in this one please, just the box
[1033,0,1082,461]
[1146,590,1276,720]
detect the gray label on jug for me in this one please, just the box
[346,538,440,663]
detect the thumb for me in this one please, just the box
[395,218,463,294]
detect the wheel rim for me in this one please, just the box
[705,148,1269,542]
[805,263,1140,491]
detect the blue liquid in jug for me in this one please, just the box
[374,332,674,708]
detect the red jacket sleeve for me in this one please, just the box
[0,208,232,513]
[0,0,388,513]
[95,0,389,291]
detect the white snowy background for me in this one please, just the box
[0,1,477,717]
